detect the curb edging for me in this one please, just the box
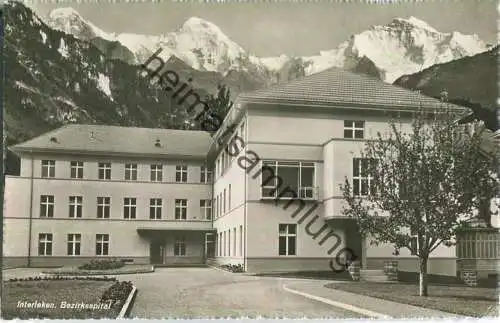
[117,285,137,319]
[283,284,392,319]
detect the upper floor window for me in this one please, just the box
[125,163,138,181]
[176,165,188,183]
[344,120,364,139]
[70,161,83,179]
[279,224,297,256]
[96,234,109,256]
[200,166,212,183]
[67,233,81,256]
[261,161,315,199]
[98,162,111,180]
[97,197,111,219]
[123,197,137,219]
[352,158,376,196]
[175,199,187,220]
[223,189,227,214]
[38,233,53,256]
[150,164,163,182]
[69,196,83,218]
[228,184,232,210]
[40,195,54,218]
[200,200,212,220]
[41,160,55,178]
[149,198,162,219]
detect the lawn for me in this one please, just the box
[41,264,154,276]
[1,280,121,319]
[325,281,499,317]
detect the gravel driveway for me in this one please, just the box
[120,267,363,319]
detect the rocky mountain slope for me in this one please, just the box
[45,8,489,82]
[394,46,498,110]
[4,2,252,174]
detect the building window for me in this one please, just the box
[279,224,297,256]
[261,161,315,199]
[150,164,163,182]
[40,195,54,218]
[223,231,226,256]
[200,166,212,183]
[125,163,137,181]
[175,199,187,220]
[149,198,162,219]
[41,160,55,178]
[38,233,52,256]
[123,198,137,219]
[174,237,186,256]
[219,232,222,256]
[228,230,231,256]
[70,161,83,179]
[200,200,212,220]
[69,196,83,218]
[223,189,227,214]
[215,196,219,219]
[176,165,188,183]
[353,158,376,196]
[217,159,221,177]
[233,227,237,256]
[239,225,243,256]
[228,184,232,210]
[96,234,109,256]
[97,197,111,219]
[344,120,364,139]
[98,162,111,180]
[67,233,81,256]
[219,193,222,217]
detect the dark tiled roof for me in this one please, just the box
[11,124,212,158]
[238,66,464,111]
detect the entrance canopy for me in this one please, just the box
[137,227,216,236]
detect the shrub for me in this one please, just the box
[78,258,125,270]
[100,281,133,307]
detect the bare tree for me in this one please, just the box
[341,108,498,296]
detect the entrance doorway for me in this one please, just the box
[150,239,165,264]
[205,233,215,260]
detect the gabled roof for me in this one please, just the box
[10,124,213,158]
[238,66,465,111]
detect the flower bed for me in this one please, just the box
[42,264,154,276]
[78,259,125,270]
[100,281,134,308]
[220,264,245,273]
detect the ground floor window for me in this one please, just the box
[96,234,109,256]
[279,224,297,256]
[67,233,81,256]
[174,237,186,256]
[38,233,52,256]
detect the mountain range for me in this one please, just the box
[3,1,496,175]
[45,7,489,83]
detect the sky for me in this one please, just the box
[28,0,498,57]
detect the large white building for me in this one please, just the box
[4,67,473,277]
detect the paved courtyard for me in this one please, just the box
[119,267,363,319]
[2,267,470,319]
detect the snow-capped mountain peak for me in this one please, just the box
[392,16,439,33]
[47,7,115,41]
